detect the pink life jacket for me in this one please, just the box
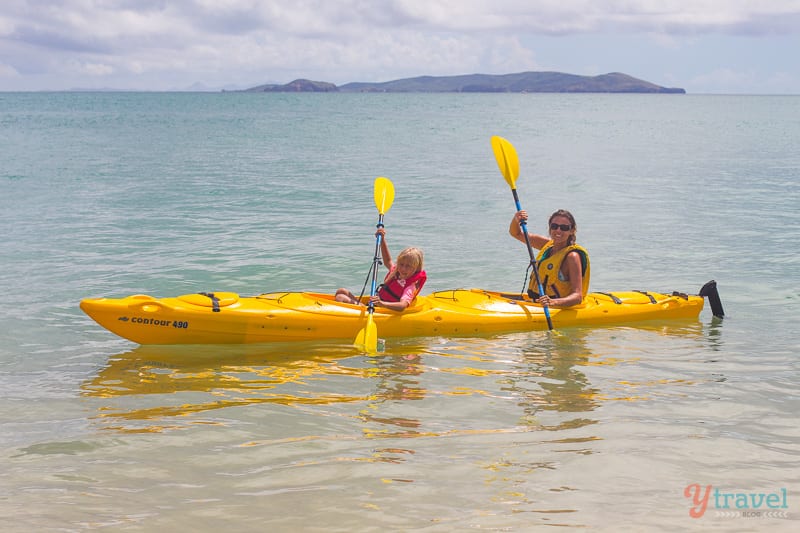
[378,270,427,303]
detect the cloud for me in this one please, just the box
[0,61,18,77]
[690,67,757,91]
[0,1,799,91]
[73,60,115,77]
[689,66,798,94]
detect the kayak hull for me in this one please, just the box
[80,286,709,345]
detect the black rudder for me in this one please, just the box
[699,280,725,318]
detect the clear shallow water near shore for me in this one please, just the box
[0,92,798,531]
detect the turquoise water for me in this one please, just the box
[1,93,798,531]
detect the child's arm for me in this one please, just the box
[370,279,421,311]
[377,228,393,271]
[372,297,408,312]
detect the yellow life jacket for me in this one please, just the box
[528,242,590,301]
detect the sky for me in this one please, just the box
[1,0,800,94]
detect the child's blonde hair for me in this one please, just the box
[397,247,424,272]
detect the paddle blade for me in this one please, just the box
[354,314,378,353]
[374,176,395,215]
[491,135,520,189]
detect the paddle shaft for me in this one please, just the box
[353,176,394,353]
[367,216,385,313]
[511,188,554,330]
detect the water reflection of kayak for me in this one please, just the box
[80,281,723,345]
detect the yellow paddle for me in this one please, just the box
[491,135,554,330]
[354,176,395,352]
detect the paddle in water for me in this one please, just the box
[490,135,554,330]
[354,176,396,352]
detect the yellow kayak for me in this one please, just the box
[79,281,723,345]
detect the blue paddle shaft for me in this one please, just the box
[511,188,553,329]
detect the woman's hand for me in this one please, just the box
[510,210,529,240]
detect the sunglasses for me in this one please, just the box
[550,223,573,231]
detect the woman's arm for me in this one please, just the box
[509,210,549,249]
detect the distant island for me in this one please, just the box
[242,71,685,94]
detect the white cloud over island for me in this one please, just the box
[1,0,799,93]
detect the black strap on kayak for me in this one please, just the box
[500,292,526,301]
[634,290,657,304]
[595,292,622,304]
[199,292,221,312]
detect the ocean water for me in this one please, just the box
[0,92,798,531]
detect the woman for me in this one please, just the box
[508,209,590,307]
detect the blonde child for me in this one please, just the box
[335,228,426,311]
